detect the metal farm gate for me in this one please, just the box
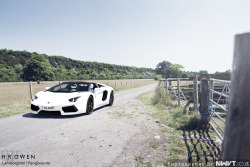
[208,78,231,141]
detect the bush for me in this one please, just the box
[152,85,175,108]
[151,84,200,130]
[154,75,162,80]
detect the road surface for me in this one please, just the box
[0,84,156,167]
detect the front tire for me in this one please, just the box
[108,91,114,106]
[86,96,94,115]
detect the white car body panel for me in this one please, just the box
[31,82,114,115]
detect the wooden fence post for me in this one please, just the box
[222,33,250,160]
[29,81,33,100]
[208,79,214,107]
[166,80,169,91]
[193,75,198,110]
[177,79,180,107]
[200,78,209,129]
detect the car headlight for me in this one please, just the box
[69,96,81,102]
[32,95,38,101]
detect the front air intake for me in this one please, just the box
[62,106,78,113]
[31,104,40,111]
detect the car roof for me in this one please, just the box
[62,82,96,84]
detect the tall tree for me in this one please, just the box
[199,70,208,77]
[22,55,54,81]
[155,61,172,78]
[155,61,184,78]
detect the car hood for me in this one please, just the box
[34,91,88,105]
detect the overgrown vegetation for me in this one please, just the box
[151,85,176,109]
[138,85,221,166]
[142,85,200,131]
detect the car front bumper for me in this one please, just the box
[31,102,86,115]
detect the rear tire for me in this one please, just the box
[108,91,114,106]
[86,96,94,115]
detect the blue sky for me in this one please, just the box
[0,0,250,73]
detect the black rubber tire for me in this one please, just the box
[108,91,114,106]
[86,96,94,115]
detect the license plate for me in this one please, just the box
[42,106,54,110]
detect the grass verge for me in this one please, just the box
[0,103,29,118]
[138,86,222,166]
[134,155,153,167]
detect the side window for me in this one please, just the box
[52,84,67,91]
[93,83,99,89]
[78,84,89,91]
[53,86,60,91]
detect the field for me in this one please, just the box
[0,79,156,118]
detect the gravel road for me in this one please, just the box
[0,84,159,167]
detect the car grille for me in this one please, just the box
[62,106,78,113]
[31,104,40,111]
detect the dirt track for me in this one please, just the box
[0,84,169,167]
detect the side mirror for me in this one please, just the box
[45,87,50,90]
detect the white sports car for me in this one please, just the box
[31,82,114,115]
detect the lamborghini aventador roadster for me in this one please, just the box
[31,82,114,115]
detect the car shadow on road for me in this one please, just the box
[22,112,84,119]
[22,105,111,119]
[93,105,110,112]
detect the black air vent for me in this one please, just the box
[62,106,78,113]
[31,104,39,111]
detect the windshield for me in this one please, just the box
[47,83,90,93]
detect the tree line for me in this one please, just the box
[0,49,231,82]
[154,61,231,79]
[0,49,155,82]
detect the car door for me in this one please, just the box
[93,83,103,107]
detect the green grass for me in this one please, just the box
[138,86,221,166]
[138,88,200,131]
[169,136,184,146]
[149,141,161,149]
[137,90,154,105]
[134,155,153,167]
[0,104,29,118]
